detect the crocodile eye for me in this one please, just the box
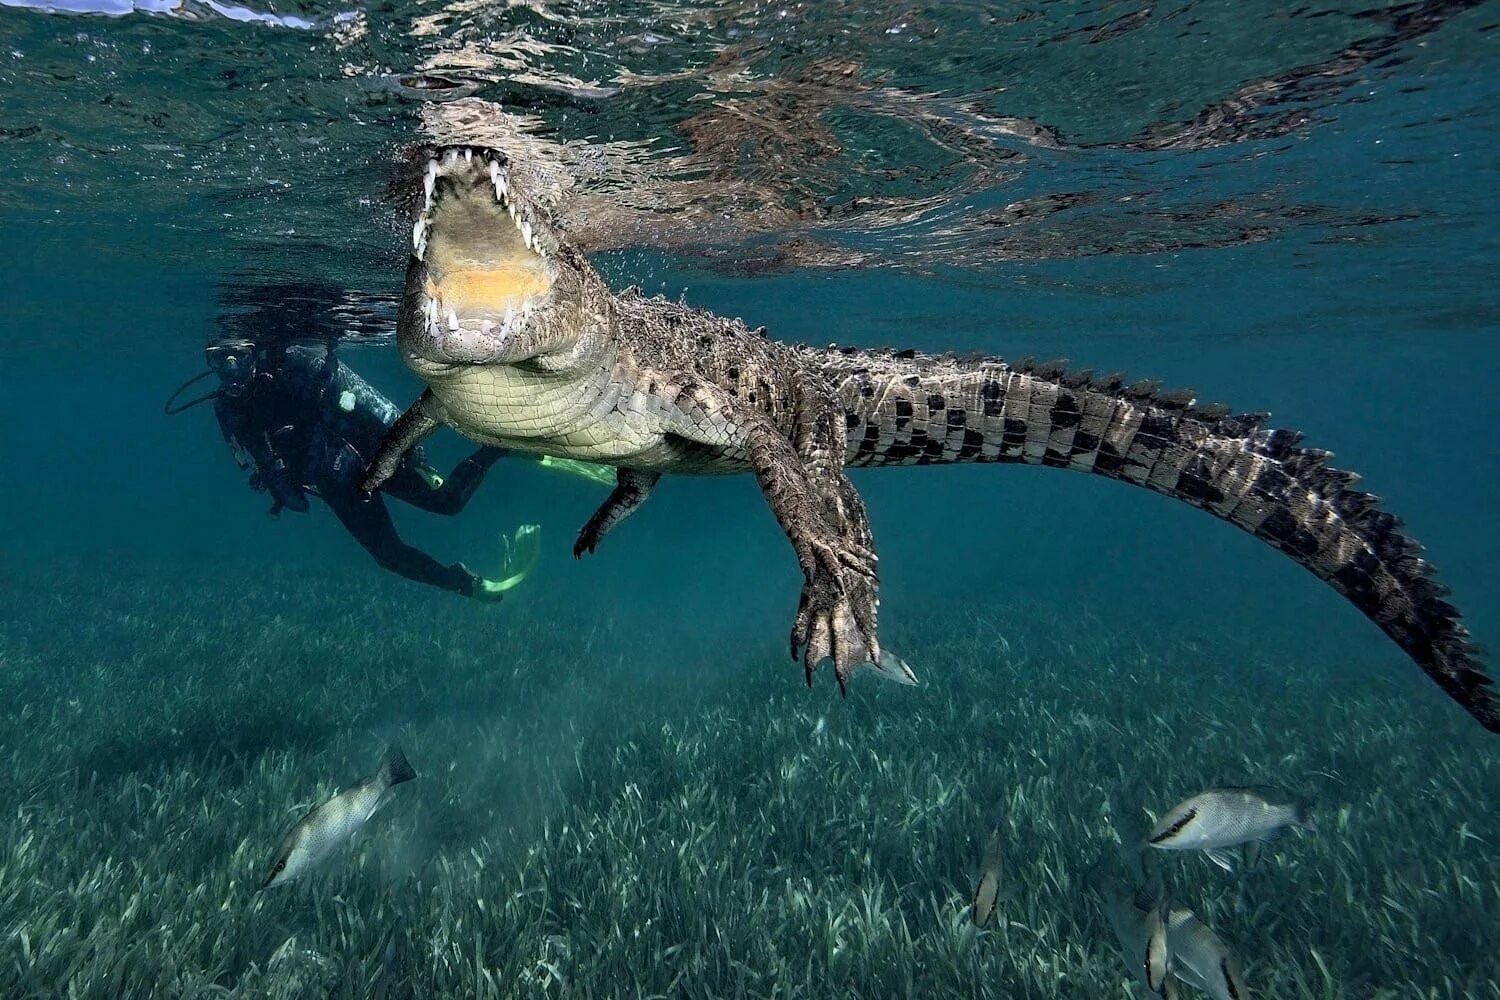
[273,859,286,873]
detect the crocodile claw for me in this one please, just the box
[792,572,880,692]
[572,530,598,559]
[791,525,877,587]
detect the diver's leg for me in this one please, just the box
[361,389,445,494]
[573,468,660,557]
[323,465,477,597]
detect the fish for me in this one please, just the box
[1165,905,1250,1000]
[857,648,919,686]
[1092,868,1169,994]
[970,823,1004,928]
[1146,786,1315,868]
[260,743,417,890]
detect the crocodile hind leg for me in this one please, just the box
[573,468,660,557]
[745,419,879,682]
[361,389,447,494]
[649,374,878,681]
[789,406,881,690]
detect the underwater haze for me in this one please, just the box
[1,1,1498,997]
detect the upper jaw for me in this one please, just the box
[410,145,553,262]
[403,145,564,361]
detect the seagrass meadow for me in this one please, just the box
[1,561,1495,998]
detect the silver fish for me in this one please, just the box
[1147,786,1314,866]
[1094,871,1169,994]
[261,743,417,890]
[970,824,1004,928]
[1165,906,1249,1000]
[857,648,919,686]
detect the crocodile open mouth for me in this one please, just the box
[410,146,556,346]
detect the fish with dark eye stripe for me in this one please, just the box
[1165,905,1250,1000]
[1087,862,1169,995]
[970,822,1004,928]
[1146,786,1315,871]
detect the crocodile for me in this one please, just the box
[361,144,1498,734]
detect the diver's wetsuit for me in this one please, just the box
[213,343,504,597]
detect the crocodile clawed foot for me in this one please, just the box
[572,501,615,559]
[791,573,880,692]
[789,516,877,586]
[572,527,599,559]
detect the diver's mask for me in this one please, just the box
[206,338,259,397]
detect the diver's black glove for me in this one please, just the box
[250,469,309,513]
[269,480,310,513]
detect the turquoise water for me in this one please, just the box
[1,2,1497,996]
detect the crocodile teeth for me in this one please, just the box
[412,217,428,259]
[521,219,533,247]
[447,308,460,332]
[463,148,473,163]
[503,304,515,327]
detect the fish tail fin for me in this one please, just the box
[378,742,418,788]
[1296,797,1318,834]
[1104,783,1154,884]
[1081,851,1115,893]
[1133,870,1166,913]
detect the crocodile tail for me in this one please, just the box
[820,348,1497,733]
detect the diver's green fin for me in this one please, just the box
[486,523,542,594]
[538,455,617,487]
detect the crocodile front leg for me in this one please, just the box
[573,468,660,557]
[361,389,446,494]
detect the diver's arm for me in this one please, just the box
[215,396,309,512]
[213,396,253,470]
[396,446,509,516]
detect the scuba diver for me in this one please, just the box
[168,332,613,601]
